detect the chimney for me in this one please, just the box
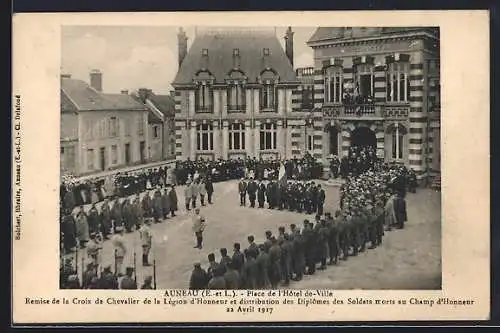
[120,89,129,95]
[138,88,152,102]
[178,27,188,67]
[232,48,241,69]
[169,90,175,98]
[284,27,294,67]
[89,69,102,92]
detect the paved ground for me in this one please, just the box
[65,180,441,290]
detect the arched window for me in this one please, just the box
[195,82,213,113]
[354,63,374,100]
[260,69,278,111]
[260,123,277,150]
[229,123,246,150]
[324,66,342,103]
[196,124,214,151]
[386,62,410,103]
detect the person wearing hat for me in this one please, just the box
[141,275,154,289]
[257,180,266,208]
[255,244,270,288]
[139,218,153,266]
[231,243,245,274]
[99,265,118,289]
[189,262,208,290]
[247,177,258,208]
[192,208,206,249]
[86,232,103,269]
[168,184,178,217]
[111,226,127,276]
[205,176,214,205]
[238,178,248,206]
[120,267,137,289]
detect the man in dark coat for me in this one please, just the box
[317,185,326,216]
[318,219,330,270]
[100,199,112,239]
[247,178,258,208]
[268,237,282,288]
[189,262,208,290]
[161,188,170,219]
[168,185,178,217]
[279,233,292,286]
[223,260,241,289]
[205,177,214,204]
[238,178,248,206]
[208,265,226,290]
[393,192,408,229]
[207,253,221,281]
[120,267,137,289]
[290,224,305,281]
[257,181,266,208]
[142,192,153,218]
[98,265,118,289]
[231,242,245,274]
[111,197,124,232]
[61,211,77,253]
[255,244,270,289]
[84,204,98,235]
[219,248,232,271]
[241,249,258,289]
[152,189,163,223]
[246,235,259,259]
[266,181,274,209]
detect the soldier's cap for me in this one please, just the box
[193,262,201,268]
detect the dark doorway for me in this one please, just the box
[139,141,146,163]
[329,128,339,156]
[99,147,106,171]
[125,143,131,165]
[351,126,376,148]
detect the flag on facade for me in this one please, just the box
[278,162,287,186]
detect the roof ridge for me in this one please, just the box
[60,85,81,110]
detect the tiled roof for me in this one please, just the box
[60,78,148,111]
[148,94,175,117]
[307,27,439,44]
[173,30,298,85]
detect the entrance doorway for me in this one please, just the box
[329,128,339,156]
[139,141,146,163]
[99,147,106,171]
[351,126,376,148]
[124,143,131,165]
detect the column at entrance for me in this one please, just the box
[189,121,196,160]
[222,121,229,159]
[254,120,261,159]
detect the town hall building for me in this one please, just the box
[172,27,440,180]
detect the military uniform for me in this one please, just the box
[139,220,152,266]
[238,180,247,206]
[247,179,258,208]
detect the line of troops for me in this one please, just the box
[60,183,179,254]
[238,178,327,216]
[188,163,410,290]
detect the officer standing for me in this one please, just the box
[192,208,206,249]
[247,177,258,208]
[139,218,153,266]
[257,181,266,208]
[111,226,127,276]
[238,178,248,206]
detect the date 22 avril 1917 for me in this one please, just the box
[14,94,22,241]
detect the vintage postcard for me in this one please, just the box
[12,11,489,324]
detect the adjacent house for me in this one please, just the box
[60,70,150,176]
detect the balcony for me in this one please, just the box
[227,105,247,113]
[195,106,213,114]
[323,103,409,119]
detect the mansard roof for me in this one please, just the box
[173,29,298,86]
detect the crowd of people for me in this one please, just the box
[60,148,418,290]
[187,159,412,290]
[60,155,323,212]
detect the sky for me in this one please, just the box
[61,26,317,95]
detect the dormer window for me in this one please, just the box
[202,49,208,56]
[233,48,240,57]
[263,48,270,56]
